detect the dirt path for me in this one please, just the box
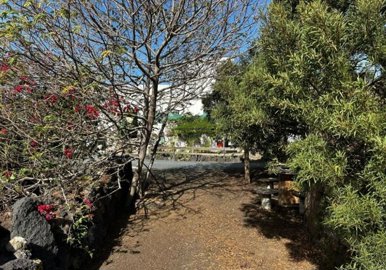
[93,166,323,270]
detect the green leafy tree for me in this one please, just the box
[171,115,215,146]
[206,59,268,182]
[248,1,386,269]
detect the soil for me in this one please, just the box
[90,166,327,270]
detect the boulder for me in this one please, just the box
[0,258,40,270]
[11,198,58,269]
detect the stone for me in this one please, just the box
[6,237,27,253]
[0,258,39,270]
[11,197,58,269]
[261,197,272,210]
[13,250,32,260]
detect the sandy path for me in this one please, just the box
[93,166,322,270]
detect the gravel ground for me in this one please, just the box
[91,164,325,270]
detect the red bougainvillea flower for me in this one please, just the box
[37,204,53,214]
[44,94,58,105]
[64,147,74,159]
[19,76,36,86]
[0,128,8,143]
[83,198,93,208]
[37,204,56,221]
[103,98,120,114]
[133,106,139,113]
[123,105,131,112]
[14,83,33,94]
[74,105,82,113]
[45,213,54,221]
[14,85,24,93]
[19,76,29,82]
[2,170,13,178]
[85,104,99,119]
[0,63,10,72]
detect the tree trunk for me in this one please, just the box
[305,182,324,240]
[128,82,158,206]
[143,115,168,187]
[243,146,251,183]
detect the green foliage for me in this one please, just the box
[326,186,383,240]
[338,231,386,270]
[287,134,347,188]
[67,204,94,257]
[207,59,290,158]
[255,1,386,268]
[171,115,215,146]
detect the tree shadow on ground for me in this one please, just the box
[88,164,248,270]
[241,194,332,270]
[91,162,331,270]
[140,165,248,218]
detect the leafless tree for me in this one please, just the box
[1,0,259,203]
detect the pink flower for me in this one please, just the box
[133,106,139,113]
[123,105,131,112]
[109,99,120,107]
[19,76,29,82]
[83,198,93,208]
[74,105,82,113]
[2,170,12,178]
[37,204,53,214]
[44,94,58,105]
[37,204,55,221]
[103,98,120,114]
[0,64,10,72]
[64,147,74,159]
[85,105,99,119]
[0,128,8,143]
[0,128,7,135]
[14,85,23,93]
[19,76,36,86]
[30,140,39,148]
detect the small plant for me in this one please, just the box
[66,198,94,257]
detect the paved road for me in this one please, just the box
[145,159,267,171]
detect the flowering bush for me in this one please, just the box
[0,15,141,252]
[0,55,138,253]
